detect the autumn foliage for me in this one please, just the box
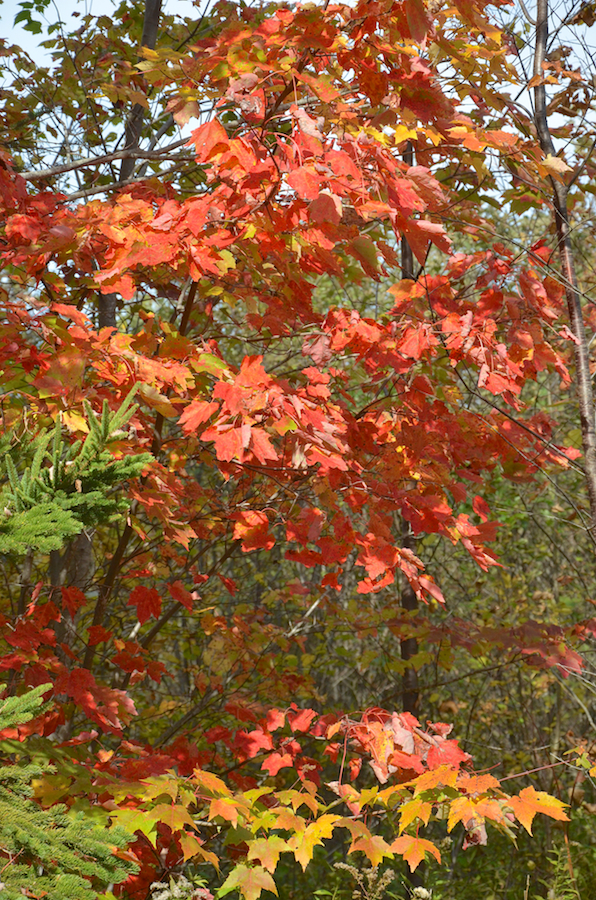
[1,0,595,894]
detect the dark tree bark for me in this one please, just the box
[98,292,118,330]
[400,142,425,890]
[120,0,163,183]
[400,142,421,719]
[98,0,163,330]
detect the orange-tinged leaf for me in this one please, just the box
[179,400,219,433]
[51,302,91,327]
[447,795,507,832]
[287,707,317,733]
[189,119,229,162]
[326,781,362,814]
[457,772,501,794]
[179,830,219,868]
[448,126,484,151]
[348,833,394,866]
[309,192,342,226]
[247,836,288,873]
[399,797,433,832]
[219,864,278,900]
[209,796,248,827]
[508,787,569,834]
[270,807,305,832]
[193,768,232,796]
[326,721,342,739]
[250,428,278,464]
[275,786,318,815]
[390,835,441,871]
[340,817,394,865]
[541,154,572,176]
[377,784,406,806]
[233,510,275,552]
[287,167,321,200]
[408,765,459,796]
[139,383,177,417]
[149,803,196,832]
[262,751,293,776]
[287,814,341,870]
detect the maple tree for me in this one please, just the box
[2,0,596,896]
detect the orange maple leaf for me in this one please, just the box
[390,835,441,871]
[508,787,569,834]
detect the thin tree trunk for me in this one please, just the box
[400,141,424,890]
[83,281,198,673]
[98,292,118,330]
[533,0,596,544]
[98,0,163,330]
[120,0,163,183]
[400,141,420,719]
[400,524,420,716]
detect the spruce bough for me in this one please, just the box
[0,684,137,899]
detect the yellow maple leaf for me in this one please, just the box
[408,764,458,796]
[247,836,289,873]
[288,814,341,870]
[349,833,394,867]
[192,768,231,797]
[219,864,278,900]
[399,797,433,832]
[540,155,572,177]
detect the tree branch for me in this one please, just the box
[63,161,193,202]
[21,140,189,182]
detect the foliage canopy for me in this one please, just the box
[2,0,596,896]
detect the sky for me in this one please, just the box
[0,0,196,62]
[2,0,93,59]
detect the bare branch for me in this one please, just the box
[63,161,194,201]
[21,139,189,182]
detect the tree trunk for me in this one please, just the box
[533,0,596,546]
[119,0,163,183]
[97,0,163,330]
[400,141,420,718]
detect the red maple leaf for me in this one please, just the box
[232,510,275,552]
[128,586,162,624]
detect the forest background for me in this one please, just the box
[1,0,596,897]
